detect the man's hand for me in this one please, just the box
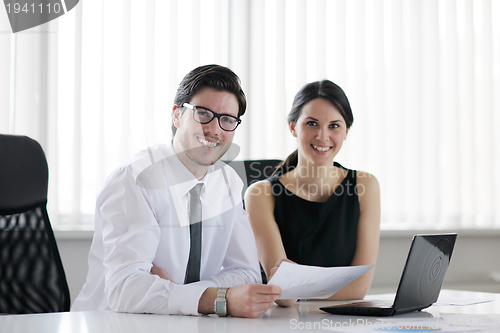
[150,264,174,283]
[226,284,282,318]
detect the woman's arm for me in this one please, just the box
[325,171,381,300]
[244,180,296,307]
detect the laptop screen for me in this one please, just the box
[392,233,457,313]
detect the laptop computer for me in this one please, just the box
[320,233,457,316]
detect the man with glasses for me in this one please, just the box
[72,65,281,317]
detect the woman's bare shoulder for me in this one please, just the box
[356,171,379,189]
[245,179,275,204]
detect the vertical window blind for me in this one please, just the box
[1,0,499,229]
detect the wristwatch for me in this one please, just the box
[214,288,228,317]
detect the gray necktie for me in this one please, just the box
[184,183,203,284]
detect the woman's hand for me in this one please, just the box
[268,258,296,281]
[268,259,298,307]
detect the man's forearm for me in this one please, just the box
[198,287,218,314]
[208,267,261,287]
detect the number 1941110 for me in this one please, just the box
[6,2,63,14]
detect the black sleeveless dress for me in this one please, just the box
[268,162,360,267]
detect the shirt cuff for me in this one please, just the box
[167,281,216,316]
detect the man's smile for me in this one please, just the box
[197,136,220,148]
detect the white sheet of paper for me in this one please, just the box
[267,262,374,299]
[364,291,495,306]
[435,289,495,306]
[324,318,466,333]
[440,313,500,332]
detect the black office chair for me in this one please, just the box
[0,134,70,314]
[223,159,282,284]
[223,159,282,200]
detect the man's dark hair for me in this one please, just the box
[171,64,247,136]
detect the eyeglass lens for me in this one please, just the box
[194,108,239,131]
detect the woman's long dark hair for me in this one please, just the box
[273,80,354,177]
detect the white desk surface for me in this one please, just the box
[1,290,499,333]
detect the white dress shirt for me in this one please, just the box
[71,141,261,315]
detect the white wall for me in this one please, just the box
[56,233,92,304]
[371,230,500,294]
[56,230,500,306]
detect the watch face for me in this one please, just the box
[216,302,225,312]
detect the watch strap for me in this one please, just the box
[214,288,228,317]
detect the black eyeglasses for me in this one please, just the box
[183,103,241,132]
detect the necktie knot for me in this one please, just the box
[190,183,203,197]
[189,184,203,225]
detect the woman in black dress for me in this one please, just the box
[245,80,380,306]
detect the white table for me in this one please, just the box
[1,290,499,333]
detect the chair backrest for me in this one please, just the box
[0,134,70,314]
[223,159,282,201]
